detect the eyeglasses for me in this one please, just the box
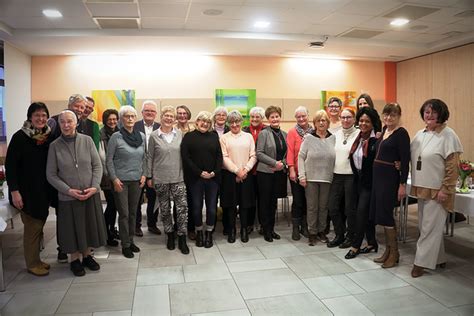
[383,113,399,118]
[328,105,341,109]
[340,116,354,120]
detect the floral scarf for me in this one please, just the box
[295,123,314,138]
[21,120,51,145]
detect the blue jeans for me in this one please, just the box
[189,178,219,230]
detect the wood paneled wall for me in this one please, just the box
[397,44,473,161]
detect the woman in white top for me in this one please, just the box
[298,110,335,246]
[327,108,360,249]
[327,97,342,134]
[410,99,463,278]
[220,110,257,243]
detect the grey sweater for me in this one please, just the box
[106,131,146,182]
[256,127,288,174]
[145,128,184,184]
[46,134,103,201]
[298,134,336,183]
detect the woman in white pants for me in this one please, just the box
[410,99,463,278]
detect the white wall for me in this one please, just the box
[4,42,31,143]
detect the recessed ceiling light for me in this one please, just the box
[42,9,63,18]
[390,18,409,26]
[254,21,270,28]
[203,9,223,16]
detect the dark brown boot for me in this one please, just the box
[411,265,424,278]
[382,227,399,268]
[374,228,389,263]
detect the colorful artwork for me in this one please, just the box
[320,90,357,113]
[215,89,256,125]
[91,90,136,125]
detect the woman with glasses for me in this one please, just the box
[327,97,343,134]
[370,103,410,268]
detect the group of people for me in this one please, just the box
[5,92,463,279]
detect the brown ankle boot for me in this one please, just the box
[382,227,399,268]
[374,228,389,263]
[411,264,424,278]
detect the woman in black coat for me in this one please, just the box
[5,102,53,276]
[345,107,380,259]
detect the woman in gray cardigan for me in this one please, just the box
[46,110,107,277]
[256,106,288,242]
[146,106,190,255]
[106,105,146,259]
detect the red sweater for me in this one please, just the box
[286,127,305,175]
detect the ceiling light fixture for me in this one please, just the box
[308,35,329,49]
[254,21,270,28]
[42,9,63,18]
[390,18,409,26]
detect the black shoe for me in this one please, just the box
[360,244,378,254]
[204,231,213,248]
[327,236,344,248]
[167,233,175,250]
[263,233,273,242]
[241,228,249,243]
[339,237,352,249]
[122,247,134,258]
[271,231,281,240]
[228,229,236,243]
[112,227,120,240]
[223,229,229,236]
[196,231,204,247]
[178,235,190,255]
[82,255,100,271]
[316,232,329,243]
[107,239,119,247]
[308,234,317,246]
[292,224,301,241]
[70,259,85,276]
[345,249,360,260]
[135,226,144,237]
[57,247,68,263]
[130,243,140,253]
[188,230,196,241]
[148,226,162,235]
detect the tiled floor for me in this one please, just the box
[1,204,474,315]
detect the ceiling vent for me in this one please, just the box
[339,29,384,39]
[94,17,140,29]
[308,36,328,49]
[383,5,439,20]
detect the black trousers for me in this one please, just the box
[290,179,306,221]
[351,181,376,249]
[103,189,117,237]
[257,171,279,234]
[328,174,355,239]
[136,185,158,228]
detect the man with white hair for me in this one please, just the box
[134,100,161,236]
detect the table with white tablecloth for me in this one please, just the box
[399,180,474,242]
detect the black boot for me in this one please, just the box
[196,230,204,247]
[300,216,309,238]
[241,227,249,243]
[228,229,236,243]
[178,235,190,255]
[204,231,213,248]
[292,218,301,241]
[167,232,175,250]
[227,207,236,243]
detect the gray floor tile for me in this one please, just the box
[346,269,409,292]
[169,279,246,315]
[322,295,374,316]
[1,290,65,315]
[334,252,382,272]
[307,253,356,275]
[282,255,328,279]
[451,304,474,316]
[56,280,135,313]
[227,258,287,273]
[0,293,13,310]
[257,243,304,259]
[139,248,196,268]
[136,266,184,286]
[133,285,170,316]
[246,292,331,315]
[192,246,225,264]
[233,268,309,300]
[6,266,74,293]
[192,309,250,316]
[184,262,232,282]
[220,246,265,263]
[94,310,131,316]
[355,286,456,315]
[73,259,138,284]
[133,236,168,250]
[304,276,352,299]
[240,236,291,248]
[405,271,474,307]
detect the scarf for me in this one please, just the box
[100,125,118,141]
[21,120,51,145]
[295,123,314,138]
[120,126,143,148]
[350,129,373,157]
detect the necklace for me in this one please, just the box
[416,131,435,171]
